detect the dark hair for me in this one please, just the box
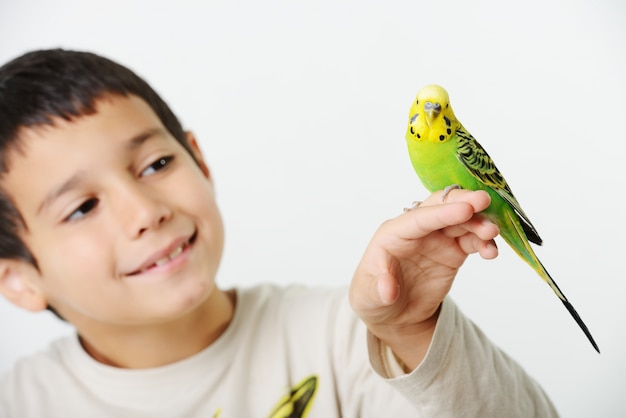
[0,48,198,267]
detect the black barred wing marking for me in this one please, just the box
[456,127,509,191]
[456,126,543,245]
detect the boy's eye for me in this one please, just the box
[65,198,99,222]
[141,155,174,177]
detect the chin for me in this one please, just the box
[163,279,216,318]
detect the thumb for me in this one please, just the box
[350,268,399,318]
[376,272,400,306]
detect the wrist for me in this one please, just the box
[370,304,441,371]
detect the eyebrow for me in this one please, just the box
[126,128,165,150]
[36,128,166,216]
[37,172,87,216]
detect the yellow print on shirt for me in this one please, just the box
[213,375,318,418]
[268,375,318,418]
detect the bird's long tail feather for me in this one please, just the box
[505,211,600,353]
[536,255,600,353]
[560,297,600,353]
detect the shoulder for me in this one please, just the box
[0,335,78,411]
[1,334,75,380]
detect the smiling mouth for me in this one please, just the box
[129,231,197,276]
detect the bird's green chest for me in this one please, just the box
[407,138,465,192]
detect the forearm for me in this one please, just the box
[368,297,559,417]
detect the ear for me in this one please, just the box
[0,260,48,312]
[185,131,211,179]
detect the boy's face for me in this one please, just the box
[2,94,225,326]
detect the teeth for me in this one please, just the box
[148,243,185,270]
[169,245,183,258]
[154,257,170,267]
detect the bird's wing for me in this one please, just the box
[455,126,543,245]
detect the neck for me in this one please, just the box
[76,288,235,369]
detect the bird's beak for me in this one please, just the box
[424,106,440,127]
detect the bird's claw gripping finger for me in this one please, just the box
[441,184,462,202]
[403,201,423,213]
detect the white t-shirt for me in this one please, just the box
[0,284,558,417]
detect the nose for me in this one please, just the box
[424,101,442,113]
[424,101,442,125]
[114,180,172,238]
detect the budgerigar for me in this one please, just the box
[405,84,599,353]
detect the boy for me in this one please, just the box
[0,49,557,417]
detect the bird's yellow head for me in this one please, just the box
[406,84,458,143]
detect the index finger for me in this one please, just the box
[419,188,491,211]
[391,189,492,240]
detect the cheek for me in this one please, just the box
[28,229,113,285]
[199,199,224,257]
[190,185,225,265]
[183,180,223,231]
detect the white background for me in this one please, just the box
[1,0,624,416]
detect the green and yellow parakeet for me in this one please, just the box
[405,84,599,353]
